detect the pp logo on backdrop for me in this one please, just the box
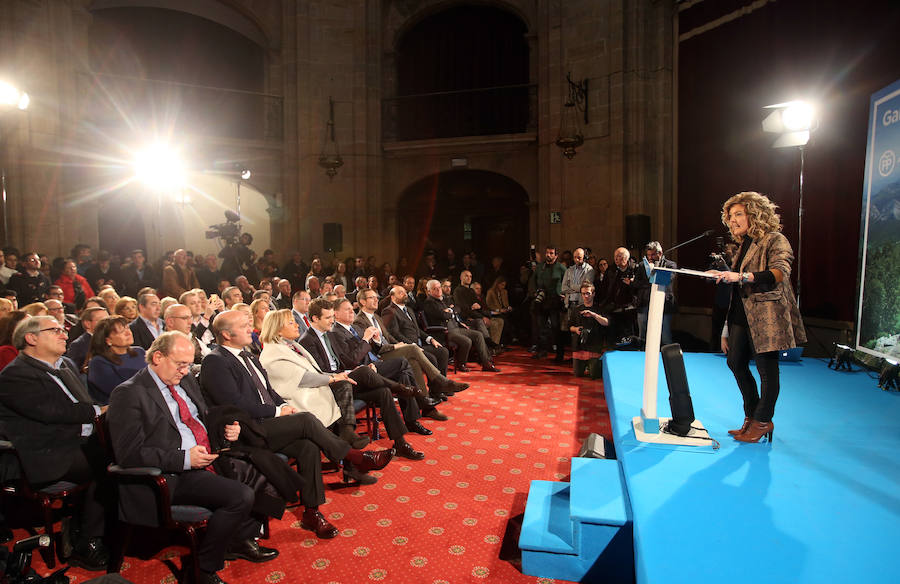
[879,149,895,177]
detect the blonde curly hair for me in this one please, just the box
[721,191,782,241]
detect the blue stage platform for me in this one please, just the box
[603,351,900,584]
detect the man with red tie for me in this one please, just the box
[291,289,313,336]
[107,331,278,584]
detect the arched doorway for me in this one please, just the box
[398,170,529,272]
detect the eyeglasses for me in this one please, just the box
[37,327,68,336]
[166,356,193,371]
[169,315,192,321]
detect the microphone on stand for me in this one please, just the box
[662,230,715,265]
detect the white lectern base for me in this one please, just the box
[632,416,711,447]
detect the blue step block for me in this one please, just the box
[520,458,634,583]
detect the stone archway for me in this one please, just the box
[398,169,529,272]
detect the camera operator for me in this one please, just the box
[530,245,566,362]
[568,282,609,378]
[218,233,254,284]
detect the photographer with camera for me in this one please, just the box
[208,211,254,284]
[633,241,677,347]
[568,282,609,378]
[530,245,566,362]
[602,247,640,346]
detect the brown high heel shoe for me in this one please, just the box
[734,420,774,443]
[728,417,751,436]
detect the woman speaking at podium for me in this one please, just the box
[709,192,806,443]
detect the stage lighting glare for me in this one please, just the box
[782,102,814,131]
[133,144,185,191]
[0,81,28,110]
[241,169,251,180]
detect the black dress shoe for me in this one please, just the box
[407,421,433,435]
[482,363,501,373]
[196,571,228,584]
[394,440,425,460]
[225,539,279,563]
[300,509,339,539]
[351,448,395,473]
[457,364,471,372]
[422,396,442,407]
[422,408,448,421]
[342,462,378,485]
[68,537,110,572]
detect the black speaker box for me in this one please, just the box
[323,223,342,252]
[625,214,651,251]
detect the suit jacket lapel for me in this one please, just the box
[740,239,762,272]
[291,341,322,373]
[137,368,182,435]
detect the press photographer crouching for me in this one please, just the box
[568,282,609,378]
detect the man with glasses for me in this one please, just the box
[164,303,208,367]
[6,252,51,305]
[0,316,109,571]
[107,332,279,584]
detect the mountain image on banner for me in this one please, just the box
[868,181,900,248]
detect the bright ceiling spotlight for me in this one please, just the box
[240,169,251,180]
[0,81,29,110]
[762,100,817,148]
[133,143,185,191]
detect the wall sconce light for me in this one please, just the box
[318,96,344,180]
[555,73,588,160]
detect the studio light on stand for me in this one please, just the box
[762,100,818,306]
[878,358,899,391]
[827,343,855,372]
[132,143,186,252]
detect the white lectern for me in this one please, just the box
[632,266,718,446]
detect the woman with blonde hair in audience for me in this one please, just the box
[258,309,344,432]
[244,299,267,355]
[159,296,177,318]
[21,302,48,317]
[114,296,138,322]
[86,315,145,404]
[98,287,120,313]
[0,311,29,370]
[0,298,13,318]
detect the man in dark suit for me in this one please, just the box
[129,292,164,350]
[64,306,108,371]
[273,279,292,310]
[0,316,109,571]
[423,279,500,373]
[119,249,157,298]
[299,299,425,460]
[382,285,450,376]
[108,332,278,584]
[357,288,466,406]
[200,310,393,538]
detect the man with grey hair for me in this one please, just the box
[108,331,278,583]
[161,249,201,300]
[0,315,109,570]
[423,279,499,373]
[222,286,244,309]
[165,303,209,366]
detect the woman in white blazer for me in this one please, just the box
[259,309,352,435]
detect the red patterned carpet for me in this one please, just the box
[25,349,610,583]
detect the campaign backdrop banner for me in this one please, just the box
[857,78,900,360]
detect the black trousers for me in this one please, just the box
[726,323,781,423]
[331,367,409,439]
[167,470,258,573]
[534,304,564,358]
[261,412,351,507]
[423,344,449,376]
[38,438,108,540]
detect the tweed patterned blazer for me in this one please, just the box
[731,231,807,353]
